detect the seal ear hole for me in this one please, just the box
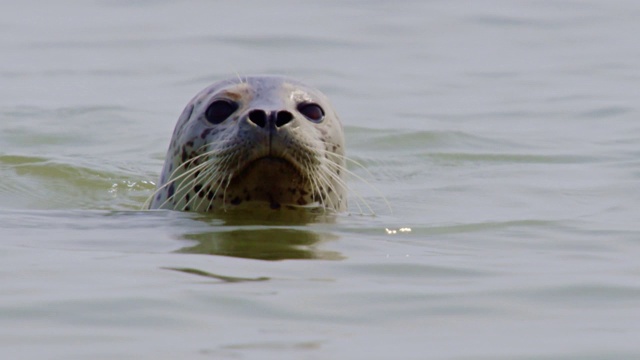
[205,100,238,124]
[298,103,324,122]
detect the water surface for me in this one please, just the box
[1,1,640,359]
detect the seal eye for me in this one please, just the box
[205,100,238,124]
[298,103,324,122]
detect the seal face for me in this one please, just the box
[148,76,347,212]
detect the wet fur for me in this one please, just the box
[146,76,349,212]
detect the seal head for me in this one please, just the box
[148,76,346,212]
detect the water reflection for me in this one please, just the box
[162,267,271,283]
[175,209,344,261]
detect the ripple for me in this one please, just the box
[346,127,523,152]
[576,106,634,119]
[420,152,596,164]
[0,155,153,211]
[471,15,559,28]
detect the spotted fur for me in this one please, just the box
[146,76,347,212]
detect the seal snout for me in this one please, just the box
[148,75,347,212]
[247,109,294,129]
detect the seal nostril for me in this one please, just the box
[248,109,267,128]
[275,111,293,127]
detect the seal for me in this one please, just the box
[146,75,347,212]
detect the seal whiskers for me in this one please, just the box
[148,76,348,213]
[314,146,391,215]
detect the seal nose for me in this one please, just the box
[247,109,294,129]
[274,110,293,127]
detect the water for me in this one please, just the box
[2,1,640,359]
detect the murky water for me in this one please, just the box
[2,1,640,359]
